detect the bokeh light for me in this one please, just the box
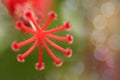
[108,34,120,51]
[91,29,107,44]
[101,2,115,18]
[94,45,109,61]
[93,15,107,30]
[103,68,115,80]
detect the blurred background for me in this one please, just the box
[0,0,120,80]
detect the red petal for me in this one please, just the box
[3,0,54,22]
[3,0,27,16]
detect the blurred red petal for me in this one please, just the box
[3,0,54,22]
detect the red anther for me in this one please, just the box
[24,11,34,22]
[12,41,19,51]
[49,12,57,19]
[24,11,36,20]
[64,22,71,30]
[17,54,25,62]
[55,59,63,67]
[66,49,72,58]
[16,21,22,29]
[25,11,32,18]
[35,62,45,70]
[16,21,22,27]
[67,35,73,43]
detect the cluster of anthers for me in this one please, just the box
[11,11,73,70]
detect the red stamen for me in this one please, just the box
[45,22,71,34]
[42,41,62,67]
[12,36,36,51]
[47,34,73,43]
[45,38,72,58]
[41,12,57,30]
[16,21,36,34]
[17,40,38,62]
[24,11,40,31]
[35,42,45,70]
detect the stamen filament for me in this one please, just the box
[41,12,57,30]
[47,34,68,41]
[42,41,60,62]
[45,25,65,33]
[35,42,45,70]
[16,21,36,34]
[17,36,36,48]
[45,38,67,54]
[45,22,71,34]
[45,38,72,58]
[41,18,53,30]
[19,40,38,59]
[38,42,43,66]
[25,11,41,31]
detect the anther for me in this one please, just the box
[55,59,63,67]
[24,11,36,22]
[12,41,19,51]
[17,54,25,62]
[49,12,57,20]
[16,21,23,30]
[66,49,72,58]
[64,22,71,30]
[35,62,45,70]
[25,11,32,18]
[67,35,73,44]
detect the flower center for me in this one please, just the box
[36,30,46,41]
